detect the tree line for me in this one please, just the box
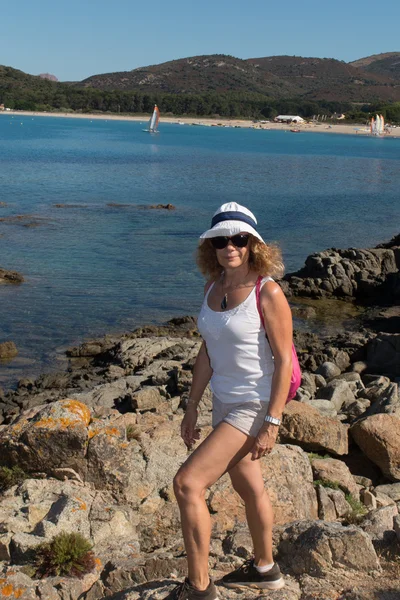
[1,80,399,123]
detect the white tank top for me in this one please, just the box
[197,277,275,404]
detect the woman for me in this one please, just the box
[167,202,293,600]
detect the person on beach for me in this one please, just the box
[167,202,293,600]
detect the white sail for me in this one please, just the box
[148,105,160,133]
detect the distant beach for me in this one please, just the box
[2,109,400,137]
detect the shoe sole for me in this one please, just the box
[222,578,285,591]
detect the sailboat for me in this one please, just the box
[143,105,160,133]
[370,114,385,136]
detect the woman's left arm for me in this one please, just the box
[251,280,293,461]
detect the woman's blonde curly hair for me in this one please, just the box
[196,236,284,281]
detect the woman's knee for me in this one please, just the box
[173,468,205,503]
[230,471,265,503]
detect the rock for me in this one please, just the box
[316,485,337,521]
[283,242,399,304]
[0,568,39,599]
[308,399,338,418]
[277,520,380,576]
[316,379,356,411]
[360,505,398,544]
[261,445,318,524]
[33,491,93,539]
[149,203,175,210]
[279,401,348,456]
[350,414,400,481]
[9,532,44,563]
[0,341,18,359]
[361,489,377,510]
[351,361,369,374]
[373,491,397,508]
[363,333,400,377]
[0,268,24,284]
[316,361,341,381]
[87,430,147,505]
[300,372,317,395]
[394,514,400,542]
[373,482,400,502]
[312,457,360,499]
[0,399,91,476]
[316,486,352,520]
[130,387,163,412]
[346,398,371,420]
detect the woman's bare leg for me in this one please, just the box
[173,423,255,590]
[229,454,274,565]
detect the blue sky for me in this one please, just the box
[1,0,399,81]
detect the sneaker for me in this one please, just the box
[220,560,284,590]
[164,577,218,600]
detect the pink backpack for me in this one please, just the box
[255,276,301,403]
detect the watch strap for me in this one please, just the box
[264,415,281,426]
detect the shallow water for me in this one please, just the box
[1,115,399,387]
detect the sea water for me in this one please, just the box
[0,115,399,387]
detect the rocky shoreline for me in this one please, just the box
[0,235,399,599]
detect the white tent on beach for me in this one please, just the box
[275,115,305,123]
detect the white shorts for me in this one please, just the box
[212,396,269,438]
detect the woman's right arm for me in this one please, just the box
[186,341,213,409]
[181,341,213,449]
[181,281,214,448]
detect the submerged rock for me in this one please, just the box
[0,341,18,359]
[0,269,24,284]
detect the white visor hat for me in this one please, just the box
[199,202,265,244]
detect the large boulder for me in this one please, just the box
[0,399,91,476]
[208,445,318,534]
[277,520,380,576]
[279,401,348,455]
[350,414,400,481]
[281,240,399,304]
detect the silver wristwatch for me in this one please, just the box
[264,415,281,426]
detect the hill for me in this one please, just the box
[350,52,400,82]
[77,54,400,103]
[78,55,298,98]
[247,55,399,101]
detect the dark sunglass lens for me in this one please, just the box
[231,234,249,248]
[211,237,229,250]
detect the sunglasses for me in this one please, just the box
[210,234,250,250]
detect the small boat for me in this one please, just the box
[370,114,385,136]
[290,128,301,133]
[143,105,160,133]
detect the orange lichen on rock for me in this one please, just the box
[71,497,87,512]
[0,584,25,598]
[62,400,91,425]
[88,425,122,440]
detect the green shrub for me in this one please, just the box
[307,453,331,462]
[343,494,368,524]
[313,479,341,490]
[34,532,95,579]
[0,466,27,493]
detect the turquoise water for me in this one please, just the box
[1,114,399,387]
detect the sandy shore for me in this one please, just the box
[2,109,400,137]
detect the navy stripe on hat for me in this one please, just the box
[211,211,257,229]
